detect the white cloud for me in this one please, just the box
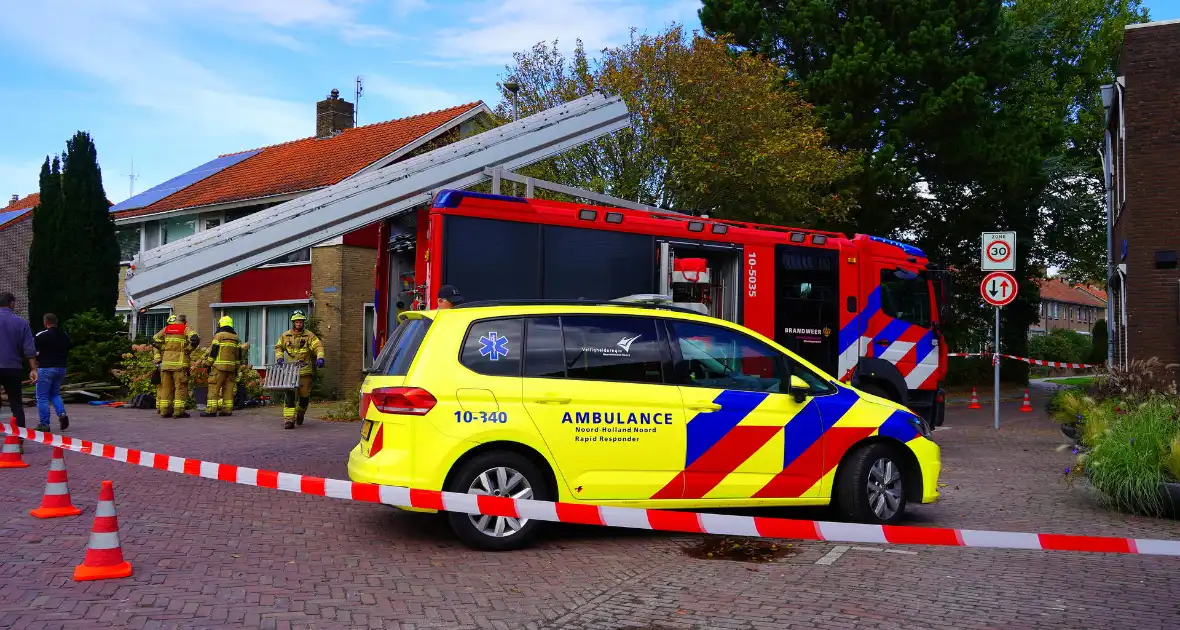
[364,74,473,116]
[424,0,700,66]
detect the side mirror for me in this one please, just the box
[789,375,812,403]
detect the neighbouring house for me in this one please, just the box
[1104,19,1180,368]
[1031,278,1107,336]
[0,193,39,317]
[111,89,493,395]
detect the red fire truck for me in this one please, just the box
[374,190,951,427]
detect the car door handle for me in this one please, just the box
[534,396,570,405]
[687,403,722,412]
[875,339,892,346]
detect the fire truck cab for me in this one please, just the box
[374,190,950,428]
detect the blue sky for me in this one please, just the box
[1,0,1177,205]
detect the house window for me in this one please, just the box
[264,248,311,266]
[115,226,140,263]
[363,303,377,370]
[143,220,161,250]
[116,308,172,339]
[162,216,197,244]
[219,303,310,367]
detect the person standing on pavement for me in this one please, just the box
[0,292,37,440]
[152,314,199,419]
[274,311,324,430]
[437,285,465,309]
[34,313,70,432]
[202,315,243,418]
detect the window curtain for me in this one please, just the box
[266,305,305,365]
[224,307,264,367]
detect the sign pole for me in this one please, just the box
[994,306,1000,431]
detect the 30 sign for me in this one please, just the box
[981,232,1016,271]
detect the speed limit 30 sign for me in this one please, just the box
[981,232,1016,271]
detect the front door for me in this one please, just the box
[521,315,685,501]
[774,245,840,377]
[655,319,823,500]
[869,266,939,390]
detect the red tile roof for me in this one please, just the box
[1075,284,1108,301]
[0,193,39,232]
[1037,278,1106,306]
[114,102,484,219]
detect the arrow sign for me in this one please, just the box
[981,271,1018,307]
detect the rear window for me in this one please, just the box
[373,316,431,376]
[460,318,524,376]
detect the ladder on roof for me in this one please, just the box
[124,92,631,310]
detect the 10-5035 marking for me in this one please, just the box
[455,411,508,424]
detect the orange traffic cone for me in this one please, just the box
[30,447,82,518]
[0,420,27,468]
[74,480,132,581]
[1019,389,1033,413]
[968,388,982,410]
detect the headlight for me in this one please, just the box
[907,414,932,438]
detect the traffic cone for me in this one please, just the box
[73,480,132,581]
[968,388,982,410]
[1019,389,1033,413]
[30,448,82,518]
[0,420,28,468]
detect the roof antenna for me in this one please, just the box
[355,76,364,126]
[121,157,139,199]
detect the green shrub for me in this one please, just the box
[1029,333,1076,363]
[1047,388,1086,425]
[1090,319,1109,366]
[1167,435,1180,483]
[1091,358,1178,405]
[945,356,992,387]
[1085,397,1180,516]
[65,309,132,381]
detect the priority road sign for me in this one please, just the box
[981,232,1016,271]
[981,271,1018,307]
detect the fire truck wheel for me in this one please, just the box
[856,382,896,404]
[835,442,909,525]
[446,451,550,551]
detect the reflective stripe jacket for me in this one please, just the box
[275,329,324,376]
[209,327,242,372]
[152,323,198,371]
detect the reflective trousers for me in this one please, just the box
[206,369,237,415]
[283,375,313,419]
[156,370,188,417]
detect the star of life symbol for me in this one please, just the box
[617,334,642,353]
[479,332,509,361]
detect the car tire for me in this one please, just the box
[446,451,550,551]
[835,442,908,525]
[857,382,893,402]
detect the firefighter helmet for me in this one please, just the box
[167,315,178,324]
[290,310,307,322]
[218,315,234,328]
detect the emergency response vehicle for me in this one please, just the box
[374,190,952,428]
[350,300,942,550]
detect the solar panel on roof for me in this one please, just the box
[110,149,262,212]
[0,208,31,228]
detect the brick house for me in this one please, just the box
[111,90,493,395]
[0,193,39,317]
[1104,19,1180,368]
[1031,278,1107,336]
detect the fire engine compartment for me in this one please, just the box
[660,240,742,323]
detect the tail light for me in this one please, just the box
[370,387,436,415]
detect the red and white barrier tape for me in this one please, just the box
[948,352,1099,369]
[4,423,1177,556]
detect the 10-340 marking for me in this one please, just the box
[455,411,508,424]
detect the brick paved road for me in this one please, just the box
[2,399,1178,630]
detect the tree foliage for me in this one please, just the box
[1090,317,1109,365]
[701,0,1147,381]
[27,132,119,329]
[496,25,857,225]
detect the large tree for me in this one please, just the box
[701,0,1146,379]
[26,132,119,328]
[496,25,858,226]
[27,156,62,323]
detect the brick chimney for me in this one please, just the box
[316,88,355,138]
[9,194,18,204]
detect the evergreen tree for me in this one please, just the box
[1090,318,1109,365]
[59,131,119,324]
[27,155,63,325]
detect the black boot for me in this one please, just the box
[58,415,69,431]
[284,421,295,430]
[295,410,305,426]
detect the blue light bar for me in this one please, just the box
[868,235,926,258]
[432,189,528,208]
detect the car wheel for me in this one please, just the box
[446,451,549,551]
[836,442,908,524]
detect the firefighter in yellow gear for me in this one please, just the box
[274,311,324,429]
[152,314,200,418]
[202,315,246,418]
